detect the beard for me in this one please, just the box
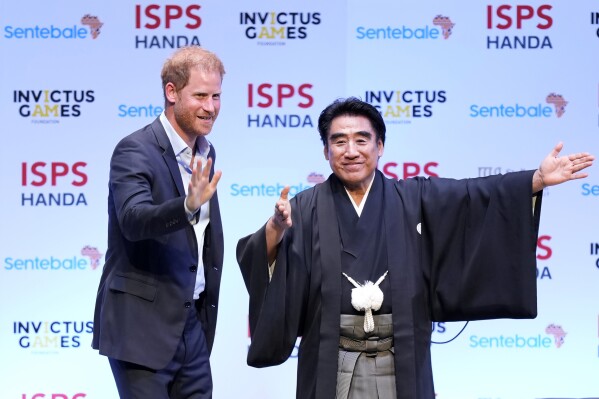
[173,105,216,138]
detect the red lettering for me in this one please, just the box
[249,83,313,108]
[21,393,87,399]
[487,4,553,30]
[423,162,439,177]
[135,5,141,29]
[382,162,399,180]
[22,395,86,399]
[536,4,553,29]
[277,84,294,107]
[256,84,273,108]
[516,5,534,29]
[496,5,513,29]
[297,84,314,108]
[31,162,48,187]
[381,162,439,180]
[164,5,183,29]
[537,235,552,260]
[51,162,69,186]
[135,4,201,29]
[21,162,88,186]
[21,162,27,186]
[141,4,161,29]
[403,162,421,179]
[71,162,88,186]
[185,5,202,29]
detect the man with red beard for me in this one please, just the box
[93,46,225,399]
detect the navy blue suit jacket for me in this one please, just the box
[92,117,224,370]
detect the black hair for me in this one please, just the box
[317,97,386,146]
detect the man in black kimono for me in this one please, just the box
[236,97,594,399]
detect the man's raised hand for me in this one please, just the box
[185,157,222,213]
[272,186,292,231]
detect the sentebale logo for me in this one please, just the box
[3,14,104,40]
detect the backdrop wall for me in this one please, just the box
[1,1,598,398]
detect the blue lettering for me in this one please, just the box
[230,183,312,197]
[487,35,553,50]
[50,322,61,334]
[19,336,30,348]
[4,25,88,39]
[431,322,446,333]
[247,114,313,128]
[135,35,201,49]
[21,193,88,206]
[470,104,553,118]
[536,266,552,280]
[4,257,88,270]
[355,25,439,40]
[118,104,164,118]
[70,335,81,348]
[581,183,599,196]
[470,334,553,348]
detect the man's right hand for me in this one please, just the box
[271,186,292,231]
[185,157,222,213]
[266,186,292,264]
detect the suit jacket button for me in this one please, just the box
[184,301,192,308]
[190,265,197,272]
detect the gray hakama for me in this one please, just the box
[337,314,395,399]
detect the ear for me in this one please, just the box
[377,139,384,158]
[323,144,329,161]
[165,82,178,104]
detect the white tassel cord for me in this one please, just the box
[342,271,388,333]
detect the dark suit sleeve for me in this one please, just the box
[110,134,188,242]
[420,170,541,321]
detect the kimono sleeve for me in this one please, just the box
[421,170,542,321]
[236,200,310,367]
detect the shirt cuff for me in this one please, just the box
[184,200,199,225]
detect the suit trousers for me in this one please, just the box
[108,304,212,399]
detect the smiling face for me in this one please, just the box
[165,67,222,146]
[324,114,384,193]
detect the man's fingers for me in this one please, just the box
[272,186,292,227]
[550,141,564,158]
[201,158,213,177]
[210,170,222,188]
[191,157,216,181]
[280,186,290,201]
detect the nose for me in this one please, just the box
[345,141,359,157]
[202,98,215,114]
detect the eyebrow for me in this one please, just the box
[193,90,222,96]
[328,131,373,141]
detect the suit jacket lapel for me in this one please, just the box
[206,144,224,265]
[151,117,186,197]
